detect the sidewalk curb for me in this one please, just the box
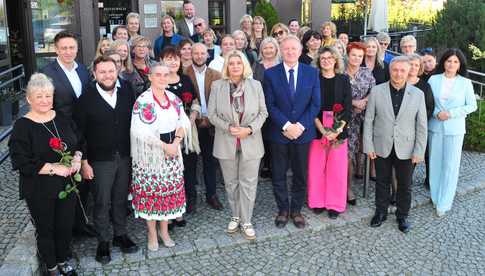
[2,179,484,275]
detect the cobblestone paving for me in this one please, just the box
[79,187,485,275]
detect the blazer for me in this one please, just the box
[40,60,90,119]
[176,19,192,38]
[428,74,477,135]
[184,65,221,113]
[363,82,428,160]
[208,78,268,160]
[153,33,185,59]
[263,62,321,144]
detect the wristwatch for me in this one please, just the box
[48,164,55,176]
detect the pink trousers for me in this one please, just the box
[307,112,348,212]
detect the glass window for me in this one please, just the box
[209,0,225,34]
[161,0,184,20]
[30,0,76,68]
[0,0,9,65]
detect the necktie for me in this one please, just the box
[288,68,296,101]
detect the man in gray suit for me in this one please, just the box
[176,1,195,38]
[363,56,427,233]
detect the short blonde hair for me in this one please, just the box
[258,36,281,62]
[26,73,54,98]
[131,35,152,50]
[240,14,253,25]
[202,28,217,44]
[320,21,337,38]
[222,50,253,80]
[110,39,134,73]
[407,53,424,75]
[232,30,248,49]
[161,15,177,34]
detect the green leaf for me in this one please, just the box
[73,173,82,182]
[58,191,68,199]
[66,184,72,190]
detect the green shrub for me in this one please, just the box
[254,0,279,31]
[464,100,485,152]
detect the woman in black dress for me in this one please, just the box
[407,53,435,188]
[363,36,389,85]
[9,73,82,276]
[299,30,322,65]
[159,46,199,226]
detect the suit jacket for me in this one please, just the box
[428,74,477,135]
[363,82,428,160]
[263,62,321,144]
[153,33,185,59]
[176,19,192,38]
[40,60,90,119]
[208,78,268,160]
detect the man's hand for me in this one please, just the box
[285,124,303,140]
[411,156,422,164]
[81,160,94,180]
[367,152,377,160]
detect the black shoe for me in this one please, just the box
[175,219,187,227]
[112,235,139,254]
[328,210,339,219]
[186,202,197,214]
[58,262,77,276]
[397,218,411,233]
[370,176,377,182]
[370,213,387,227]
[168,221,175,231]
[290,213,306,229]
[347,199,357,206]
[312,208,325,215]
[73,224,97,238]
[95,242,111,264]
[260,169,272,179]
[206,196,224,210]
[274,212,289,228]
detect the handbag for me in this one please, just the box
[160,130,176,144]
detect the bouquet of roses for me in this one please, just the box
[320,103,347,148]
[48,137,82,199]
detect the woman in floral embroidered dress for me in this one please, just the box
[130,63,191,250]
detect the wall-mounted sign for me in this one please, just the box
[144,4,157,15]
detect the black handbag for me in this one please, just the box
[160,130,176,144]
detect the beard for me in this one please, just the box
[192,59,207,67]
[98,81,116,91]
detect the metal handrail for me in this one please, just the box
[0,126,12,164]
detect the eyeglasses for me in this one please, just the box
[194,23,203,27]
[379,42,389,46]
[320,56,335,61]
[272,30,285,37]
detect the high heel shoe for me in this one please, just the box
[347,198,357,206]
[158,231,175,248]
[147,237,159,251]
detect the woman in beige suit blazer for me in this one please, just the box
[208,50,268,240]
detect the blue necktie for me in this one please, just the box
[288,68,296,101]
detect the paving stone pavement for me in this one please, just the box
[0,151,484,275]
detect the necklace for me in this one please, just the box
[153,91,171,109]
[41,119,67,150]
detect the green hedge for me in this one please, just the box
[464,100,485,152]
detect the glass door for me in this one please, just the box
[0,0,9,68]
[209,0,226,35]
[30,0,77,69]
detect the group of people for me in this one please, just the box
[8,3,478,275]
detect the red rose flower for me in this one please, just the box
[143,109,153,121]
[181,92,193,103]
[49,137,64,151]
[143,66,150,75]
[332,103,344,113]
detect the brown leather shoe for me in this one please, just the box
[274,212,289,228]
[206,196,224,210]
[290,213,306,229]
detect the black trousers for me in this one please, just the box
[26,193,76,269]
[198,127,217,199]
[271,142,310,214]
[90,154,130,242]
[183,151,198,205]
[375,147,414,218]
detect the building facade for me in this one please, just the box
[2,0,331,77]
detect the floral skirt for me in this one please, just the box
[131,156,186,221]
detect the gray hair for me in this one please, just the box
[232,30,248,48]
[376,32,391,43]
[26,73,54,98]
[126,12,139,21]
[389,55,411,69]
[258,36,281,62]
[400,35,417,47]
[192,42,208,52]
[149,62,170,74]
[279,35,301,49]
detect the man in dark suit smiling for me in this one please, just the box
[263,35,320,229]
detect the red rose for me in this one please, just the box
[143,109,153,121]
[49,137,64,151]
[143,66,150,75]
[181,92,193,103]
[332,103,344,113]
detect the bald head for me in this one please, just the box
[192,42,208,66]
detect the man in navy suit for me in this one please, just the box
[40,31,94,238]
[263,35,320,229]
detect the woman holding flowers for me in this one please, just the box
[130,63,191,250]
[307,47,352,219]
[9,73,81,276]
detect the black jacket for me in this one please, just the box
[40,60,90,119]
[73,80,135,161]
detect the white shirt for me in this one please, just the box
[281,62,304,131]
[208,55,224,73]
[193,65,208,116]
[185,17,194,36]
[96,80,121,109]
[57,58,83,98]
[440,76,456,102]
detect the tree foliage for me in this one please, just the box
[254,0,279,31]
[426,0,485,71]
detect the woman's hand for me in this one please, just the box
[70,160,81,174]
[53,164,72,178]
[325,131,339,141]
[437,111,450,121]
[189,111,198,125]
[81,160,94,180]
[164,143,179,157]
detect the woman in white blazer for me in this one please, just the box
[427,48,477,217]
[208,50,268,240]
